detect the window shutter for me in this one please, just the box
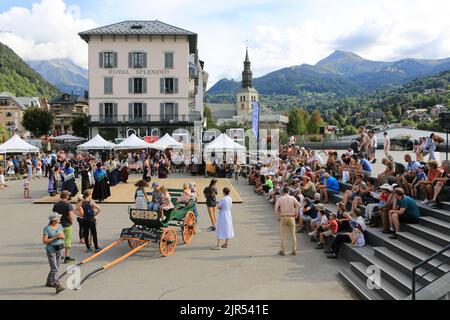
[174,78,179,94]
[174,103,179,121]
[99,52,104,68]
[113,52,118,68]
[143,78,147,94]
[160,103,164,120]
[160,78,165,94]
[143,52,147,68]
[128,103,133,121]
[128,52,133,68]
[143,103,147,120]
[113,103,118,120]
[99,103,104,119]
[129,78,133,94]
[104,78,107,94]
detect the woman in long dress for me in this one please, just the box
[211,187,235,250]
[61,162,79,198]
[120,158,129,183]
[92,163,111,202]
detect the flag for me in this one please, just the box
[252,101,259,140]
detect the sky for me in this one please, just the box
[0,0,450,88]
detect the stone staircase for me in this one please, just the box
[327,183,450,300]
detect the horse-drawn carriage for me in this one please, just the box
[60,191,198,286]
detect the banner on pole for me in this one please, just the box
[252,102,259,140]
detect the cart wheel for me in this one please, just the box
[128,239,143,249]
[182,211,196,244]
[159,228,177,257]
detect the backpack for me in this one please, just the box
[394,162,406,175]
[82,201,95,220]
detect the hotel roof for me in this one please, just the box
[79,20,198,53]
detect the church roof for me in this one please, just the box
[207,103,236,119]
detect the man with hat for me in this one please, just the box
[42,212,65,293]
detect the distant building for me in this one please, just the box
[49,93,89,135]
[367,111,386,124]
[208,48,288,131]
[0,91,44,137]
[79,20,207,141]
[431,104,447,117]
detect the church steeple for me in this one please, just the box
[242,47,253,88]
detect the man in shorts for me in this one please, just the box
[52,190,75,263]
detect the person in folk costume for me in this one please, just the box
[142,156,151,182]
[80,164,91,194]
[61,162,79,198]
[48,166,57,197]
[120,156,129,183]
[92,162,111,202]
[105,155,114,184]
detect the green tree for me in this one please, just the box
[21,107,53,138]
[306,109,326,134]
[287,108,308,135]
[71,115,89,138]
[203,105,217,129]
[343,125,358,136]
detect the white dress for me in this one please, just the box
[216,196,235,240]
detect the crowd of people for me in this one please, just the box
[247,129,448,259]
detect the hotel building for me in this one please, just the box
[79,20,207,141]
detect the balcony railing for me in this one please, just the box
[89,113,202,125]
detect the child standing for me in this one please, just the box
[233,162,240,183]
[23,174,30,198]
[0,167,5,189]
[134,180,150,209]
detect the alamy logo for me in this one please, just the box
[65,265,81,290]
[366,265,381,290]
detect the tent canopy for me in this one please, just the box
[149,133,183,150]
[77,134,116,150]
[115,134,153,150]
[204,133,246,153]
[0,134,40,153]
[53,134,86,142]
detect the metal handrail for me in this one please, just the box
[412,243,450,300]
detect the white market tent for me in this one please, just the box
[53,134,86,142]
[77,134,116,150]
[0,134,40,154]
[204,133,246,153]
[149,133,183,150]
[115,134,154,150]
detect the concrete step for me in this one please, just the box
[419,216,450,235]
[373,247,438,285]
[403,224,450,247]
[397,232,450,260]
[345,245,419,295]
[368,228,450,277]
[417,203,450,223]
[349,261,407,300]
[441,202,450,212]
[338,268,383,300]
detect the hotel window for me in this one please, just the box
[164,52,174,69]
[160,77,179,94]
[104,77,113,94]
[129,77,147,94]
[99,102,117,122]
[100,51,117,68]
[128,102,147,121]
[160,102,179,121]
[129,51,147,68]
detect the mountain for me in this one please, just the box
[0,42,60,97]
[27,59,88,96]
[207,50,450,102]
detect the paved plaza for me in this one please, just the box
[0,173,356,300]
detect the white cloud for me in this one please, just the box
[0,0,96,68]
[0,0,449,88]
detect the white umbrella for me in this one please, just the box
[149,133,183,150]
[0,134,40,153]
[77,134,116,150]
[204,133,246,153]
[115,134,154,150]
[53,134,86,142]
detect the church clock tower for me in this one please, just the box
[236,47,259,116]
